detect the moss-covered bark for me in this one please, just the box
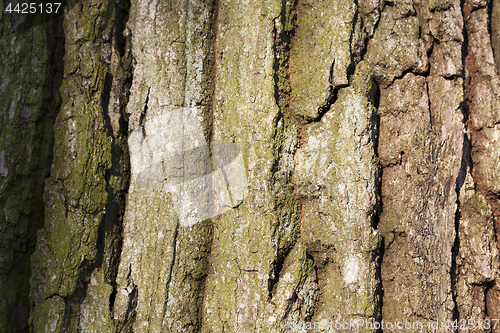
[28,0,131,331]
[201,0,381,331]
[0,1,62,331]
[202,1,300,330]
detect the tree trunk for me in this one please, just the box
[1,0,500,332]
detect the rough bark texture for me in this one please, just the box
[1,0,500,332]
[0,1,63,331]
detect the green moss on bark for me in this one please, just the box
[29,0,125,331]
[0,3,63,330]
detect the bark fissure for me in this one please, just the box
[459,0,500,323]
[162,220,179,331]
[78,0,134,328]
[309,58,338,123]
[140,87,150,138]
[106,0,134,314]
[451,3,470,322]
[268,0,301,302]
[492,0,500,73]
[199,0,219,329]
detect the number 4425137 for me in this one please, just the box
[5,3,61,14]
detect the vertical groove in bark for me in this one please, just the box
[491,0,500,73]
[199,0,219,328]
[268,0,301,303]
[161,215,179,330]
[85,0,133,330]
[100,0,131,294]
[270,0,322,326]
[460,0,500,327]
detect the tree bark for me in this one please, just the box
[1,0,500,332]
